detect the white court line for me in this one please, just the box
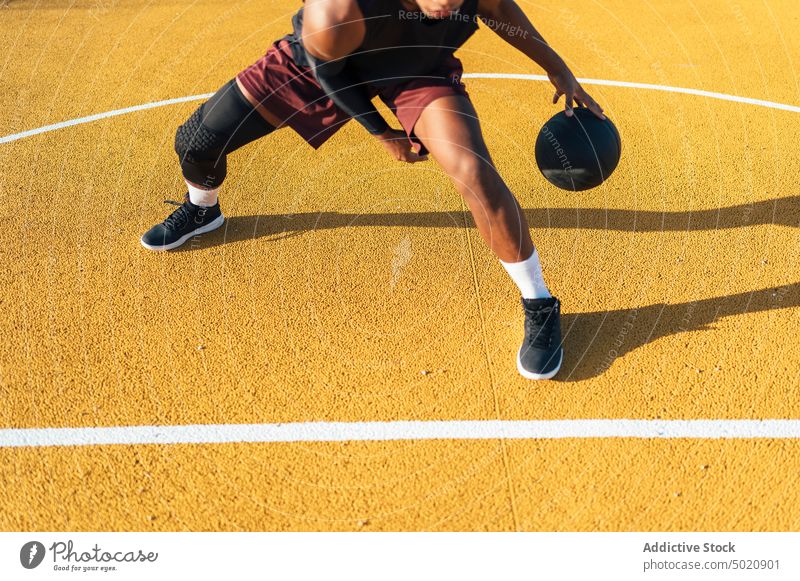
[2,74,800,145]
[0,93,214,144]
[2,420,800,448]
[467,73,800,114]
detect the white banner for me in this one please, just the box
[1,532,798,580]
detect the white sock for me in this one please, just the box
[187,181,220,207]
[500,248,552,300]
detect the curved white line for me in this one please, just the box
[467,73,800,114]
[0,92,214,145]
[2,74,799,145]
[1,419,799,447]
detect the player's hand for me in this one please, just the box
[377,128,428,163]
[548,66,606,120]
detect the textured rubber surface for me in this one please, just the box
[1,0,800,531]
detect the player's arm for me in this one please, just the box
[302,0,426,162]
[302,0,386,134]
[476,0,604,119]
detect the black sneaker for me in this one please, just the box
[517,296,563,380]
[140,194,224,251]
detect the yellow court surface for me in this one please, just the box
[1,0,799,531]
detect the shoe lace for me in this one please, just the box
[162,199,191,230]
[524,304,558,349]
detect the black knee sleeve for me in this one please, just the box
[174,79,274,188]
[175,105,229,188]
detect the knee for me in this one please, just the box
[175,106,227,162]
[448,155,506,208]
[174,106,228,187]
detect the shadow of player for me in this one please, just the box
[175,201,799,381]
[557,282,799,382]
[177,194,800,250]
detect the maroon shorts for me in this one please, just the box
[236,38,469,155]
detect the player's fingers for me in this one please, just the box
[578,89,606,120]
[588,100,606,120]
[404,150,427,163]
[564,90,575,116]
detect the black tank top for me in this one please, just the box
[287,0,479,87]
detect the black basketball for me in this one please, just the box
[535,108,621,191]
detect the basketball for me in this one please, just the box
[535,107,621,191]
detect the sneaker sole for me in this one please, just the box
[139,214,225,251]
[516,346,563,380]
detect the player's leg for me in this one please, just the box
[412,94,563,380]
[140,78,277,251]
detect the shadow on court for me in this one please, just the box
[178,200,799,380]
[180,194,800,249]
[557,282,799,381]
